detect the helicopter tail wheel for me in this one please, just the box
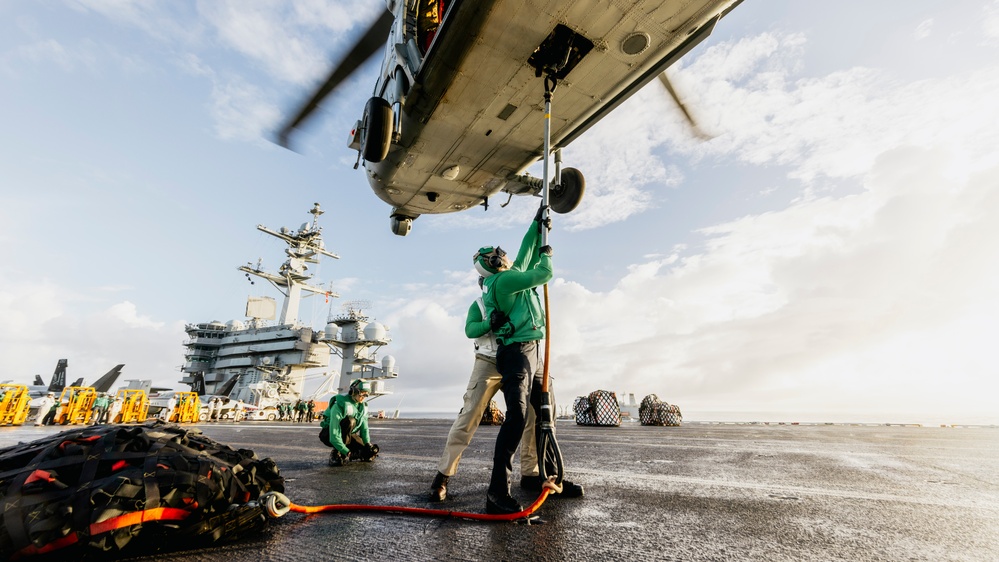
[362,96,393,163]
[391,215,413,236]
[550,167,585,214]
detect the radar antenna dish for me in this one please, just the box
[342,300,371,314]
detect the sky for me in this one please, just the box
[2,0,998,424]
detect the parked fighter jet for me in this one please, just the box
[25,361,124,398]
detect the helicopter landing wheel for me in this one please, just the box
[362,97,393,163]
[551,167,585,214]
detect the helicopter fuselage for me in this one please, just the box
[350,0,744,233]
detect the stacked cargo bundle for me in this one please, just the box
[639,394,682,426]
[573,390,621,426]
[480,399,505,425]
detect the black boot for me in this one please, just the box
[485,491,523,515]
[429,472,449,502]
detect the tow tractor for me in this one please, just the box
[114,388,150,423]
[55,386,97,425]
[168,391,201,423]
[0,384,31,426]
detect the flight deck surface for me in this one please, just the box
[3,419,997,561]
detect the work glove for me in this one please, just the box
[534,204,551,232]
[489,310,511,332]
[349,443,379,462]
[539,245,553,257]
[328,449,347,467]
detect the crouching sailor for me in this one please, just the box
[319,379,380,466]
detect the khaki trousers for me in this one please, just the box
[437,355,537,476]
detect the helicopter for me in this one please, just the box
[276,0,744,235]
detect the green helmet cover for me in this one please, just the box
[349,379,372,395]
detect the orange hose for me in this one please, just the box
[288,488,551,522]
[542,283,551,393]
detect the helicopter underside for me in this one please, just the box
[365,0,742,226]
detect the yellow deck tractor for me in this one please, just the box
[55,386,97,425]
[0,384,31,426]
[115,388,150,423]
[169,392,201,423]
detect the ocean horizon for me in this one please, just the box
[392,409,998,427]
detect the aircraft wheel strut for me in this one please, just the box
[551,167,585,214]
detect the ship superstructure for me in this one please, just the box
[179,203,398,408]
[324,301,398,396]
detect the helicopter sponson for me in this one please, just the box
[0,421,284,560]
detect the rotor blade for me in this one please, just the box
[658,71,713,141]
[275,9,394,148]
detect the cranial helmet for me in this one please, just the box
[349,379,372,398]
[473,246,507,277]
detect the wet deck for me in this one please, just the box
[3,419,998,561]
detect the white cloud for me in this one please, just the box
[670,32,999,184]
[984,0,999,42]
[196,0,380,86]
[209,75,283,142]
[502,29,999,421]
[560,90,686,231]
[545,142,999,421]
[0,279,66,346]
[74,0,202,44]
[62,1,377,145]
[107,301,164,329]
[1,39,97,76]
[914,18,934,40]
[0,279,185,390]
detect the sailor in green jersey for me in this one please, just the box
[91,393,110,425]
[474,207,584,515]
[319,379,380,466]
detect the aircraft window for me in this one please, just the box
[416,0,450,54]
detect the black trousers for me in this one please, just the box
[490,340,555,494]
[319,417,365,455]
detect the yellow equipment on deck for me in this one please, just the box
[0,384,31,426]
[115,389,149,423]
[56,386,97,425]
[169,392,201,423]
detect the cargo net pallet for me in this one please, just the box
[573,390,621,427]
[0,421,284,560]
[639,394,682,426]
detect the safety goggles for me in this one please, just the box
[477,246,506,259]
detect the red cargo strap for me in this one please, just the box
[89,506,191,535]
[13,506,191,559]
